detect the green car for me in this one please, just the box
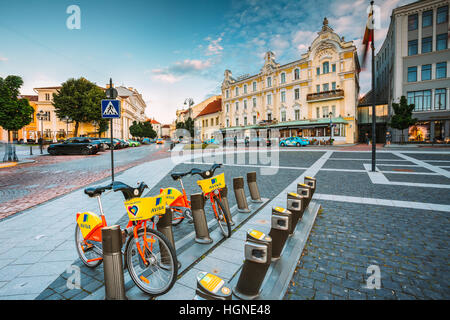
[127,140,141,147]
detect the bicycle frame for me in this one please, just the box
[76,193,158,264]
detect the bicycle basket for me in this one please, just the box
[197,173,226,194]
[124,194,166,221]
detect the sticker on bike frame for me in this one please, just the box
[198,272,224,294]
[197,173,226,194]
[160,187,183,206]
[77,212,103,238]
[124,195,166,221]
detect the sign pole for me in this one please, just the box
[371,1,376,172]
[109,78,115,182]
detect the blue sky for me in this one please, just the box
[0,0,414,123]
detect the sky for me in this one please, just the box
[0,0,415,124]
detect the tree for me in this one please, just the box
[52,77,106,137]
[389,95,417,144]
[129,121,143,138]
[0,76,34,162]
[142,122,157,139]
[176,117,194,138]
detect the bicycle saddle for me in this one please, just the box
[84,183,113,197]
[112,181,148,200]
[170,171,190,181]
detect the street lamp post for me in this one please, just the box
[184,98,194,141]
[36,110,46,154]
[63,115,71,139]
[329,112,333,145]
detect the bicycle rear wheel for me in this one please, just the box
[125,227,178,296]
[75,224,103,268]
[171,208,185,226]
[213,196,232,238]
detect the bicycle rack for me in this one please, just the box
[219,186,235,226]
[191,193,213,244]
[102,225,127,300]
[157,208,181,268]
[233,229,272,300]
[194,271,232,300]
[297,183,312,208]
[269,207,292,261]
[247,172,263,203]
[286,192,304,236]
[233,177,251,213]
[304,176,316,196]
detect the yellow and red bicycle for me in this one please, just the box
[75,181,178,296]
[161,163,232,238]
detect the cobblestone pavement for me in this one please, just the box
[0,144,170,219]
[1,147,449,300]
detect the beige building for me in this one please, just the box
[29,83,147,141]
[221,18,360,144]
[194,97,222,141]
[176,95,221,124]
[147,118,162,138]
[161,124,171,138]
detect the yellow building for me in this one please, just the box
[221,18,360,144]
[194,97,222,141]
[176,95,221,124]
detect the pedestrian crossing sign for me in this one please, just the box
[101,100,121,118]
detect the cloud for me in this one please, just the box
[0,56,8,62]
[205,35,224,56]
[151,59,213,83]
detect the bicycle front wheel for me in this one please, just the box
[125,227,178,296]
[213,196,232,238]
[75,224,103,268]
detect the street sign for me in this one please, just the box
[101,100,121,118]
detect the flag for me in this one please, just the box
[361,3,374,69]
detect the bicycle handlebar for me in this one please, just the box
[190,163,222,179]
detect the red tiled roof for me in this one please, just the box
[19,95,38,101]
[161,124,170,128]
[195,98,222,118]
[146,119,160,125]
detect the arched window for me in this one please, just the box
[323,61,329,74]
[294,69,300,80]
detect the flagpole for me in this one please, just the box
[371,0,376,172]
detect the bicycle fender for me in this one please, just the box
[76,211,103,242]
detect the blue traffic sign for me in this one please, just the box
[101,100,121,118]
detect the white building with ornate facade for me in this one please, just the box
[220,18,360,144]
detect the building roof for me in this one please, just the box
[161,124,170,128]
[19,95,38,101]
[148,118,160,125]
[358,90,388,107]
[195,98,222,118]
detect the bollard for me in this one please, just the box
[233,177,251,213]
[219,186,234,226]
[269,207,292,261]
[286,193,304,235]
[304,176,316,196]
[191,193,213,244]
[29,145,33,155]
[297,183,312,208]
[233,229,272,300]
[102,225,127,300]
[156,208,181,268]
[247,172,263,203]
[194,271,232,300]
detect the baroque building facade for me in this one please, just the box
[220,18,360,144]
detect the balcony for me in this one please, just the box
[307,89,344,102]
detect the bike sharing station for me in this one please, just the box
[78,89,321,300]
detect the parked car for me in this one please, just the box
[156,138,164,144]
[141,138,155,144]
[204,138,219,145]
[279,137,310,147]
[96,138,121,150]
[117,139,129,148]
[86,137,107,151]
[47,137,99,155]
[127,140,141,147]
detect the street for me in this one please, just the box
[0,145,448,300]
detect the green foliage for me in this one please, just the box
[176,117,194,137]
[0,75,34,132]
[389,96,417,143]
[129,121,157,138]
[52,77,106,136]
[389,96,417,131]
